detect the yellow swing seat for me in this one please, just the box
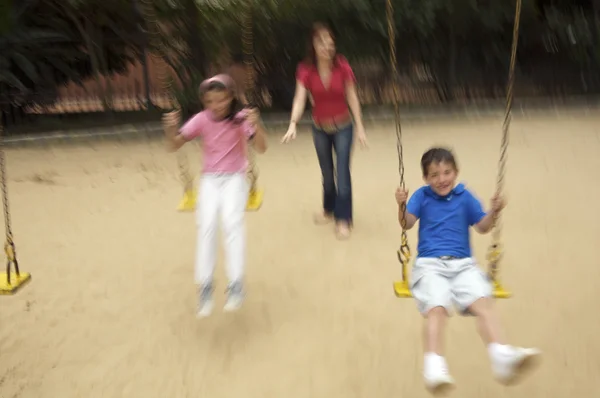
[0,272,31,295]
[394,277,511,299]
[176,187,263,212]
[393,280,412,298]
[395,278,511,299]
[246,187,263,211]
[393,247,413,298]
[492,280,511,299]
[177,188,197,212]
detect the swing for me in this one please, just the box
[0,124,32,295]
[241,0,264,211]
[176,154,197,212]
[390,0,523,299]
[143,0,263,212]
[140,0,197,212]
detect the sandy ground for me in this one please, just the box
[1,113,600,398]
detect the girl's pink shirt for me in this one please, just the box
[179,110,255,174]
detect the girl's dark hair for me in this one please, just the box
[202,81,244,121]
[421,147,458,176]
[304,22,339,66]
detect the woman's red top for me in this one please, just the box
[296,55,356,125]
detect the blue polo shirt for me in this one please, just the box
[406,183,486,258]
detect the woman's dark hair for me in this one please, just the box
[304,22,339,66]
[202,81,244,121]
[420,147,458,177]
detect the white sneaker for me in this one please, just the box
[223,281,244,312]
[196,284,214,318]
[424,354,455,395]
[491,346,541,384]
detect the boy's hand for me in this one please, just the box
[490,193,506,213]
[395,187,409,205]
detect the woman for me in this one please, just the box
[281,22,367,240]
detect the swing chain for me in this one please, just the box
[140,0,193,193]
[487,0,522,283]
[242,0,259,192]
[0,123,20,284]
[386,0,411,275]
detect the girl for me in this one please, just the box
[281,22,368,240]
[163,74,267,318]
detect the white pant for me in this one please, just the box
[195,173,249,286]
[410,257,492,316]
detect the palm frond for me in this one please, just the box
[0,70,28,92]
[11,51,39,82]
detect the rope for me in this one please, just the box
[487,0,522,282]
[140,0,194,194]
[0,123,20,284]
[241,0,259,192]
[386,0,411,281]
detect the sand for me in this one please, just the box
[1,113,599,397]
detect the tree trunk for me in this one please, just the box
[132,0,153,109]
[446,24,457,102]
[82,16,106,110]
[140,46,152,110]
[95,27,114,111]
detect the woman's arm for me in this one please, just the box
[346,82,365,131]
[289,81,308,126]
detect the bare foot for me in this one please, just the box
[335,222,351,240]
[313,212,334,225]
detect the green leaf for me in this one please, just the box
[0,70,28,92]
[45,57,82,84]
[11,51,39,82]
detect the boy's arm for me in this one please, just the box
[399,208,418,230]
[474,212,497,234]
[471,192,503,234]
[398,189,421,230]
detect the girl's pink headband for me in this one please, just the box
[199,74,236,94]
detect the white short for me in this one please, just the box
[410,257,492,316]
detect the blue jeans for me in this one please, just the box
[312,124,354,224]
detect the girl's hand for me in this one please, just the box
[162,110,180,135]
[356,125,368,148]
[281,123,297,144]
[246,108,260,126]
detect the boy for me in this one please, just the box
[395,147,541,393]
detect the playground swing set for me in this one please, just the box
[1,0,523,297]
